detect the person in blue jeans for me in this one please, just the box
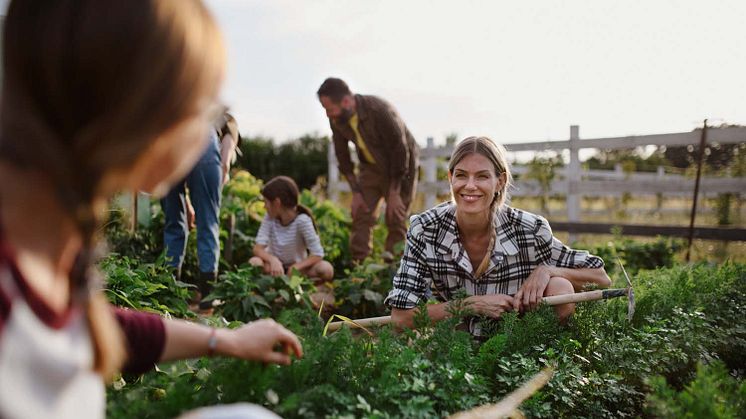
[162,113,239,309]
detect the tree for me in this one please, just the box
[235,134,330,190]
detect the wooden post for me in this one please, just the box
[130,190,137,232]
[424,137,437,209]
[567,125,581,243]
[614,163,624,200]
[656,166,665,212]
[686,119,708,262]
[327,143,339,202]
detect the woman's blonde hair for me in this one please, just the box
[0,0,225,379]
[448,136,513,212]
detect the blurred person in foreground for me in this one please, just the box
[0,1,300,418]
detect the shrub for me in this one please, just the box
[206,266,315,322]
[646,361,746,418]
[101,254,193,318]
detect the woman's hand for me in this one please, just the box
[513,265,552,313]
[467,294,514,318]
[218,319,303,365]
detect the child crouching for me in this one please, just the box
[250,176,334,283]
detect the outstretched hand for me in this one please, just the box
[220,319,303,365]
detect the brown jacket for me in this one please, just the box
[330,94,419,182]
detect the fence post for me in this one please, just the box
[686,119,708,262]
[567,125,581,243]
[136,192,151,228]
[656,166,665,211]
[424,137,437,209]
[327,143,339,202]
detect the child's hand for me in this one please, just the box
[269,257,284,276]
[286,264,299,276]
[218,319,303,365]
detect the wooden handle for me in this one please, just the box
[326,315,392,332]
[326,288,629,331]
[542,288,628,306]
[542,289,605,305]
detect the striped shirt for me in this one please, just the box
[385,202,604,335]
[255,213,324,265]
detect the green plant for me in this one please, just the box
[206,266,316,322]
[104,206,164,262]
[101,254,193,318]
[646,361,746,418]
[329,259,395,319]
[579,236,683,276]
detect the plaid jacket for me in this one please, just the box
[385,203,604,327]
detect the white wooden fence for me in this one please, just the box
[327,125,746,224]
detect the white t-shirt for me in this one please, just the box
[0,267,105,419]
[255,213,324,265]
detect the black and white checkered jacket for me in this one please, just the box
[385,202,604,332]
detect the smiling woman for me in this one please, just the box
[385,136,612,336]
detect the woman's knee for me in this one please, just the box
[544,277,574,297]
[544,277,575,322]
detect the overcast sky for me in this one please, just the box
[1,0,744,146]
[204,0,745,146]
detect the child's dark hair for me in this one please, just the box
[262,176,317,231]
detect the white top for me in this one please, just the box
[0,267,105,419]
[255,213,324,265]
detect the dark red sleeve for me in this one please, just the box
[113,308,166,375]
[0,285,10,337]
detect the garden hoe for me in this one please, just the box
[326,260,635,333]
